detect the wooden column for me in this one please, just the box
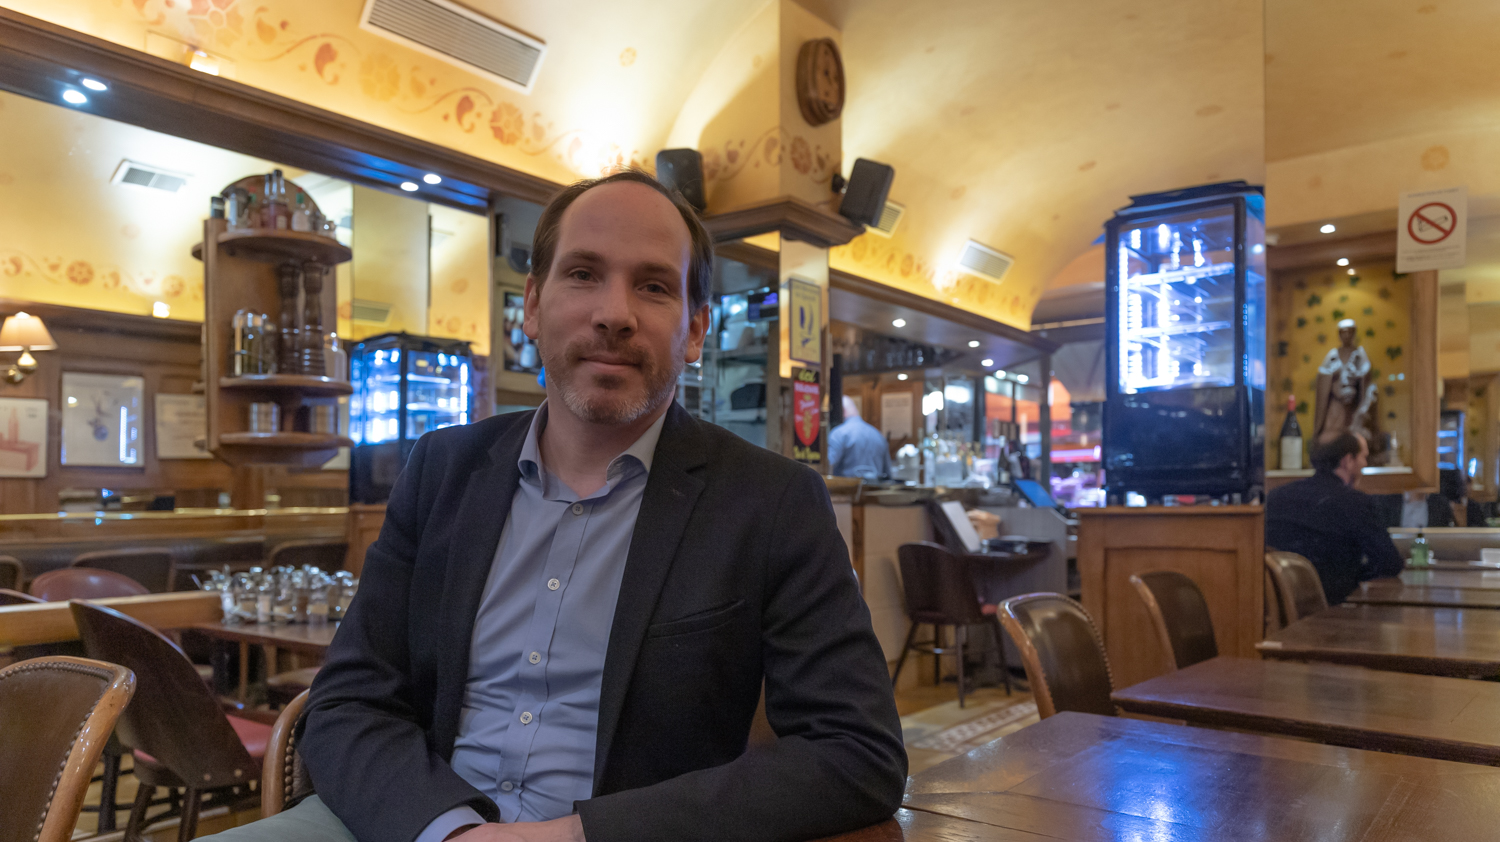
[1078,505,1265,689]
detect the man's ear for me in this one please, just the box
[522,274,541,341]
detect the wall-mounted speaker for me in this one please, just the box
[655,148,707,213]
[838,158,895,228]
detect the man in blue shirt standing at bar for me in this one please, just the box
[829,396,891,482]
[204,171,904,842]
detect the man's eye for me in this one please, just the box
[643,282,669,295]
[569,269,592,281]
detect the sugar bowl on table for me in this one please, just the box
[199,565,358,626]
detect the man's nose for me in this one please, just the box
[593,276,637,334]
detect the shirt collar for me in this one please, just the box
[518,401,669,485]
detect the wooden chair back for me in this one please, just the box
[263,689,314,817]
[897,541,986,625]
[0,656,134,842]
[70,601,256,789]
[71,547,175,593]
[30,568,148,601]
[1264,551,1328,622]
[267,539,348,572]
[0,587,41,607]
[0,555,22,591]
[1128,571,1218,673]
[998,592,1116,719]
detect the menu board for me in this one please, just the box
[880,392,913,441]
[155,394,210,460]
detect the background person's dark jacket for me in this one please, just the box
[299,404,907,842]
[1265,470,1404,604]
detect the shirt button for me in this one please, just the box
[529,651,541,664]
[571,503,583,515]
[520,711,533,724]
[500,781,514,792]
[547,578,560,591]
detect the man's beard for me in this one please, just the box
[537,329,683,426]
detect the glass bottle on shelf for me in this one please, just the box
[324,331,348,381]
[261,169,291,230]
[299,262,326,377]
[276,262,301,374]
[291,192,313,232]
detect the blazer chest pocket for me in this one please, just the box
[645,599,746,639]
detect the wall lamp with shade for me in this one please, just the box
[0,312,57,384]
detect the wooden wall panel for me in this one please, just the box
[1078,506,1265,690]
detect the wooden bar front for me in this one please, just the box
[1078,505,1264,689]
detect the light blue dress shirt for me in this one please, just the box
[415,404,665,842]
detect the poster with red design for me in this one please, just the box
[792,368,821,464]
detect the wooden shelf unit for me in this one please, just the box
[201,217,351,481]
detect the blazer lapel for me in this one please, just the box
[592,404,708,790]
[432,412,531,755]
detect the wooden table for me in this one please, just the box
[190,621,338,700]
[1407,560,1500,572]
[818,712,1500,841]
[1399,568,1500,588]
[1347,580,1500,609]
[1112,655,1500,765]
[1257,603,1500,677]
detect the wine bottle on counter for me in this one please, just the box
[1278,393,1303,470]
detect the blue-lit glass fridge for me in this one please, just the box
[1103,181,1266,501]
[349,332,472,503]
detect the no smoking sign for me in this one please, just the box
[1397,186,1467,272]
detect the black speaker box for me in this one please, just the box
[838,158,895,228]
[655,149,706,212]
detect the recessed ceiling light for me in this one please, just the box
[1347,268,1356,275]
[896,373,908,381]
[1320,223,1336,234]
[400,181,419,192]
[994,369,1007,378]
[968,340,980,348]
[1016,374,1029,383]
[423,173,442,185]
[981,358,994,367]
[61,89,87,106]
[80,78,108,92]
[891,318,906,328]
[1336,258,1349,266]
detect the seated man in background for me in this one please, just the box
[203,171,905,842]
[1265,431,1403,604]
[828,395,891,481]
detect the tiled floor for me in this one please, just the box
[894,680,1039,774]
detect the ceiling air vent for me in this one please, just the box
[865,201,905,238]
[360,0,545,93]
[351,299,393,324]
[110,160,190,193]
[957,240,1014,282]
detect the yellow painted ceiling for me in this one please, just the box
[1266,0,1500,163]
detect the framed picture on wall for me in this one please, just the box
[0,397,48,478]
[62,372,144,467]
[501,290,541,373]
[154,393,210,460]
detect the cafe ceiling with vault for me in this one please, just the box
[6,0,1264,329]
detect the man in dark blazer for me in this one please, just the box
[1265,432,1403,604]
[205,171,904,842]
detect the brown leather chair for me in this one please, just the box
[891,542,1011,707]
[266,539,348,572]
[0,656,135,842]
[71,547,175,593]
[0,586,41,606]
[997,592,1116,719]
[0,554,22,590]
[262,689,313,818]
[1264,550,1328,622]
[71,601,271,842]
[1128,571,1219,673]
[30,567,149,601]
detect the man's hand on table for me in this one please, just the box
[446,816,585,842]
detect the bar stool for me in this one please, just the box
[891,541,1012,707]
[71,601,270,842]
[71,547,175,593]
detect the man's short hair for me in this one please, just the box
[1310,432,1363,473]
[529,170,715,312]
